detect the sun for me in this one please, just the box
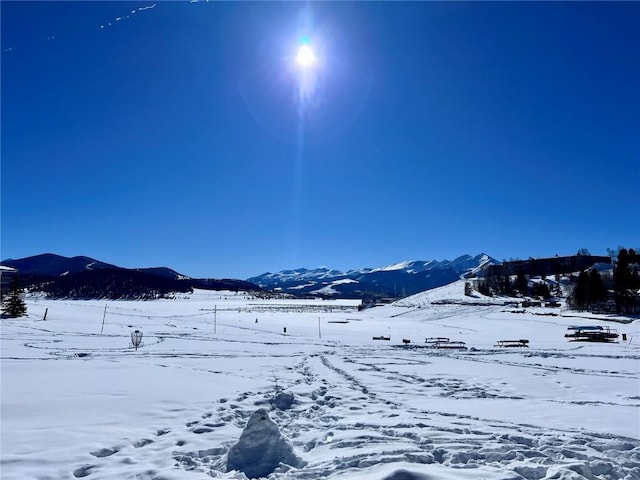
[296,44,317,68]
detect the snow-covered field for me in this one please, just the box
[2,282,639,480]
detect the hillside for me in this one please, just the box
[392,279,508,307]
[1,254,259,299]
[2,253,119,277]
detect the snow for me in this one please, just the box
[289,283,318,290]
[394,279,506,306]
[310,285,341,296]
[330,279,358,285]
[1,286,639,480]
[226,408,303,477]
[310,279,359,296]
[376,261,418,272]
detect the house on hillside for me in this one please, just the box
[0,265,18,301]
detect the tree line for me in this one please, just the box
[563,248,638,313]
[1,269,263,316]
[477,248,639,315]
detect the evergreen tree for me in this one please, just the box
[613,248,631,293]
[2,277,27,318]
[477,282,491,296]
[573,271,589,309]
[503,275,513,295]
[611,248,640,313]
[631,266,640,290]
[516,271,528,295]
[587,268,607,304]
[572,268,607,311]
[630,249,640,289]
[531,282,551,299]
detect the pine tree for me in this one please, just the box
[464,282,473,296]
[532,282,551,299]
[613,248,631,293]
[573,271,589,309]
[587,268,607,304]
[629,249,640,289]
[516,271,528,295]
[502,275,513,295]
[2,277,27,318]
[631,267,640,290]
[613,248,635,313]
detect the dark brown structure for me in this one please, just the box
[485,255,611,279]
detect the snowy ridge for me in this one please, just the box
[374,260,421,272]
[248,253,499,298]
[462,253,494,278]
[393,279,506,308]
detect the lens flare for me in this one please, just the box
[296,44,317,68]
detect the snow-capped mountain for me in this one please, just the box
[248,254,498,299]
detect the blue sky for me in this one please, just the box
[2,1,638,279]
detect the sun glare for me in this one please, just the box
[296,44,317,68]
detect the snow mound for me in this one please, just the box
[227,408,303,478]
[271,391,295,411]
[382,469,431,480]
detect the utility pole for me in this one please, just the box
[318,317,322,339]
[214,305,217,334]
[100,305,107,334]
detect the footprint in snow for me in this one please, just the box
[133,438,154,448]
[73,464,95,478]
[90,447,119,458]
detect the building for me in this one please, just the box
[0,265,18,302]
[485,255,611,279]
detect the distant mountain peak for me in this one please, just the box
[248,254,499,299]
[1,253,119,277]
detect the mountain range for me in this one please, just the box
[2,253,498,300]
[248,254,498,298]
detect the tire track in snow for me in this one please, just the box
[446,351,640,380]
[71,345,640,480]
[300,349,640,480]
